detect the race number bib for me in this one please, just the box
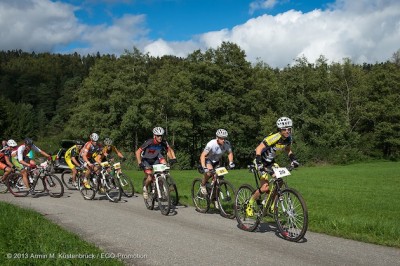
[273,167,291,178]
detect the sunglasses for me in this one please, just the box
[155,135,163,138]
[281,127,292,132]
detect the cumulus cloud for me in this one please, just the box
[0,0,399,68]
[150,0,400,68]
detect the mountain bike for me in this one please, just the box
[77,162,121,202]
[191,167,236,219]
[235,163,308,242]
[142,164,171,215]
[109,160,134,198]
[61,168,78,190]
[7,159,64,198]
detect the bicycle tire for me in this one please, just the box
[143,178,155,210]
[217,179,236,219]
[104,175,122,203]
[274,187,308,242]
[157,177,171,215]
[118,173,134,197]
[77,175,96,200]
[43,174,64,198]
[7,173,29,197]
[166,175,179,206]
[191,178,210,213]
[235,184,262,232]
[61,169,77,190]
[0,176,8,193]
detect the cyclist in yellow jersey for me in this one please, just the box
[95,137,125,163]
[65,140,85,188]
[246,117,300,217]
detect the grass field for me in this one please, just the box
[0,201,125,266]
[0,160,398,265]
[126,160,400,248]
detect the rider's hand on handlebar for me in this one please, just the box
[139,162,145,170]
[229,162,235,169]
[169,158,177,165]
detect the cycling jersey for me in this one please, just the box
[260,132,292,163]
[0,148,12,170]
[138,139,170,161]
[97,145,119,161]
[79,141,101,163]
[202,139,232,163]
[16,144,41,162]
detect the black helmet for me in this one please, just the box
[75,139,85,146]
[24,138,34,146]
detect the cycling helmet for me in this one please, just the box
[7,139,17,147]
[75,139,85,146]
[104,137,113,146]
[24,138,34,146]
[90,133,99,141]
[276,117,293,129]
[216,129,228,138]
[152,127,165,136]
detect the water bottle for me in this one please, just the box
[29,176,34,183]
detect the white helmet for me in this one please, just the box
[216,129,228,138]
[104,137,113,146]
[276,117,293,129]
[7,139,17,147]
[90,133,99,141]
[153,127,165,135]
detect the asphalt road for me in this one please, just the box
[0,185,399,266]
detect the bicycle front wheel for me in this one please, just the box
[0,177,8,193]
[43,174,64,198]
[7,173,29,197]
[217,180,236,219]
[166,175,179,206]
[274,188,308,242]
[235,184,261,232]
[77,175,96,200]
[61,169,77,190]
[157,177,171,215]
[118,173,134,197]
[105,175,122,203]
[191,178,210,213]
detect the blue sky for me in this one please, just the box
[0,0,399,68]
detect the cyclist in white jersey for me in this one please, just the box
[199,129,235,195]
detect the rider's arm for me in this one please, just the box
[228,151,234,164]
[113,146,124,159]
[71,157,81,167]
[200,150,208,168]
[166,146,176,160]
[135,148,143,164]
[255,142,266,156]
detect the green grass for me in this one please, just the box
[126,161,400,247]
[0,202,125,266]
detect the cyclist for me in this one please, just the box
[65,139,85,188]
[12,138,52,194]
[0,139,18,184]
[95,137,125,163]
[246,117,300,217]
[199,129,235,197]
[135,127,177,199]
[79,133,101,189]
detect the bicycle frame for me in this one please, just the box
[152,164,170,200]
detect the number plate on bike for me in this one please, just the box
[101,161,110,167]
[113,162,121,169]
[273,167,291,178]
[215,167,228,176]
[152,164,169,172]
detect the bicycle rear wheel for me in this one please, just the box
[166,175,179,206]
[217,180,236,219]
[235,184,261,232]
[274,188,308,242]
[157,177,171,215]
[143,178,155,210]
[43,174,64,198]
[61,169,77,190]
[77,175,96,200]
[105,175,122,202]
[118,173,134,197]
[191,178,210,213]
[7,173,29,197]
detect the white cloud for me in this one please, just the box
[249,0,279,15]
[147,0,400,68]
[0,0,399,68]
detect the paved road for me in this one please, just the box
[0,186,399,266]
